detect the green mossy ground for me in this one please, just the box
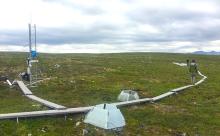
[0,52,219,135]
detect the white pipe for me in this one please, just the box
[6,80,12,86]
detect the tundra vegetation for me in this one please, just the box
[0,52,219,136]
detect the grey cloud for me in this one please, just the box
[43,0,105,15]
[126,6,220,42]
[0,30,27,45]
[1,0,220,53]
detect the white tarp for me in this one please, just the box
[118,90,139,102]
[84,104,125,129]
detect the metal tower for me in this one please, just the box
[27,23,39,86]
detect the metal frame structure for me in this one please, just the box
[27,23,40,86]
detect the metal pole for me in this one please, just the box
[34,24,37,81]
[28,24,32,85]
[34,24,37,52]
[16,117,19,124]
[28,24,32,59]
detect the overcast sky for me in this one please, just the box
[0,0,220,53]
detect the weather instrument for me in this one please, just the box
[20,24,40,86]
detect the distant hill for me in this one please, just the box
[193,51,220,55]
